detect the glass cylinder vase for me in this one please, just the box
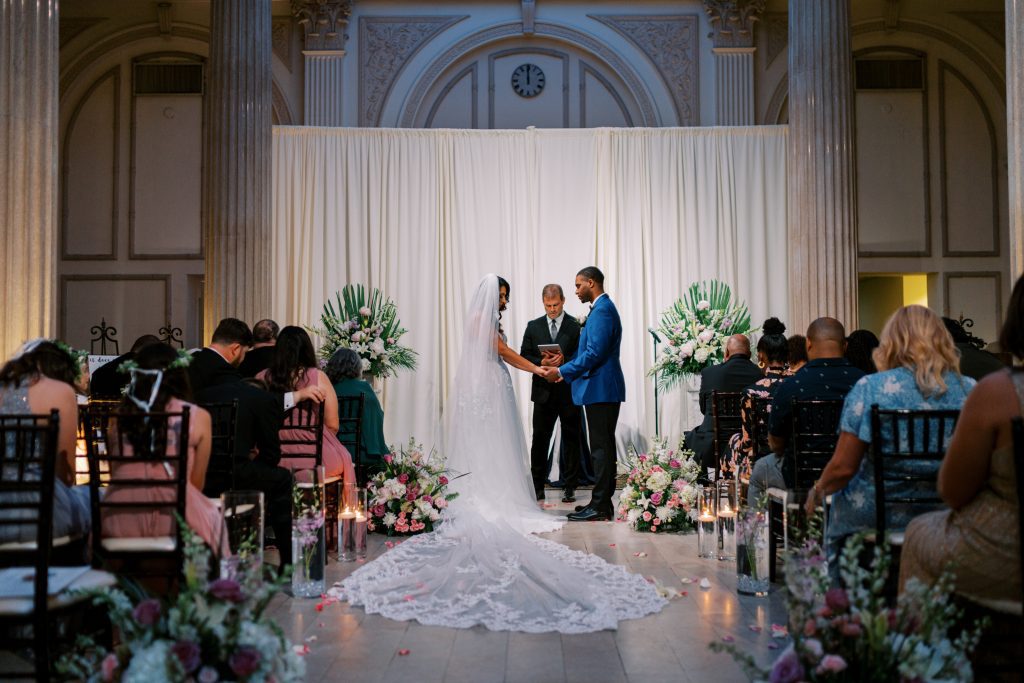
[717,479,738,561]
[219,490,265,589]
[736,507,770,597]
[292,467,326,598]
[696,485,717,559]
[338,485,368,562]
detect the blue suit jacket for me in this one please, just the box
[558,294,626,405]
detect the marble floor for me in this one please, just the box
[264,492,788,683]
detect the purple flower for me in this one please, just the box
[209,578,245,603]
[132,598,161,626]
[769,648,805,683]
[229,647,262,678]
[198,666,219,683]
[171,640,202,674]
[824,587,850,613]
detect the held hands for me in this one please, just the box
[536,366,562,383]
[540,350,565,367]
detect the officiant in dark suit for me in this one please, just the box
[520,284,583,503]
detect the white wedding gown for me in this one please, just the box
[329,275,666,633]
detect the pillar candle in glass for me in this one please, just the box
[219,490,265,588]
[696,485,717,559]
[355,488,368,559]
[338,485,368,562]
[717,479,738,561]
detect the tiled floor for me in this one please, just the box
[265,493,787,683]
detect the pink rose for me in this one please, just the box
[229,647,261,677]
[816,655,847,675]
[398,473,409,484]
[642,511,653,522]
[439,476,449,485]
[406,492,416,501]
[669,459,681,468]
[652,517,661,525]
[631,468,640,476]
[373,505,385,517]
[651,465,663,472]
[824,587,850,613]
[132,598,161,626]
[803,618,817,637]
[638,454,647,462]
[100,653,119,682]
[423,495,433,504]
[650,492,663,505]
[435,497,447,509]
[840,622,862,638]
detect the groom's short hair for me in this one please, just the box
[542,284,564,300]
[577,266,604,286]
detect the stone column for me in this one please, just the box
[787,0,858,332]
[204,0,272,335]
[704,0,765,125]
[0,0,59,359]
[1009,0,1024,279]
[293,1,351,126]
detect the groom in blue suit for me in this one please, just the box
[554,267,625,521]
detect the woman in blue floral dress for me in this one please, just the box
[804,306,974,564]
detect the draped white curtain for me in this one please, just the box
[271,126,788,455]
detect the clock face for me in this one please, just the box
[511,63,545,98]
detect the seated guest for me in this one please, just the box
[804,306,974,562]
[684,334,763,475]
[787,334,808,373]
[0,340,90,543]
[728,318,788,481]
[900,282,1024,608]
[762,319,864,502]
[845,329,880,375]
[258,327,356,495]
[89,334,161,399]
[102,344,223,550]
[942,316,1005,381]
[325,348,388,474]
[188,318,295,567]
[238,319,279,378]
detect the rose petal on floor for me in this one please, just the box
[398,649,411,656]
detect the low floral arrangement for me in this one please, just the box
[366,438,458,536]
[313,284,417,379]
[649,280,753,389]
[712,533,985,682]
[617,437,701,533]
[57,523,305,683]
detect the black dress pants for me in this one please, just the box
[583,402,620,514]
[530,397,582,496]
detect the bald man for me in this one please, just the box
[684,334,763,475]
[750,317,865,502]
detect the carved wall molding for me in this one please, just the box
[762,12,787,67]
[272,18,293,71]
[702,0,766,49]
[292,0,351,51]
[590,14,699,126]
[360,15,468,127]
[398,21,659,128]
[272,79,294,124]
[950,11,1005,47]
[59,17,106,48]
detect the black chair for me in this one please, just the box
[767,398,845,581]
[336,394,365,486]
[747,396,773,462]
[0,411,114,680]
[711,391,743,479]
[279,401,340,550]
[199,400,239,496]
[83,405,191,588]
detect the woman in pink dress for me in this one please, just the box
[258,327,355,498]
[102,343,224,551]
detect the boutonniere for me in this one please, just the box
[577,312,588,327]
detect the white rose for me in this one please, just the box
[361,358,371,372]
[697,329,715,344]
[697,300,711,311]
[694,347,709,364]
[359,306,372,317]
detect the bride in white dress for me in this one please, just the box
[330,274,665,633]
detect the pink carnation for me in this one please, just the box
[642,511,653,522]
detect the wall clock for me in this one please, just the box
[511,63,545,98]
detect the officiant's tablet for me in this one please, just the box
[537,343,562,354]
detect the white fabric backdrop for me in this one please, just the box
[271,126,789,457]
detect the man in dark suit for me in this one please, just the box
[88,334,161,399]
[942,317,1005,380]
[238,318,278,378]
[684,334,763,474]
[189,318,318,569]
[520,284,583,503]
[556,267,626,522]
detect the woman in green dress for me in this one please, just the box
[325,348,388,474]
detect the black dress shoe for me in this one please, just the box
[536,492,545,501]
[561,488,576,503]
[574,503,590,512]
[567,508,612,522]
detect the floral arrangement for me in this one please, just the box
[617,437,701,533]
[57,523,305,683]
[366,438,458,536]
[313,285,417,379]
[712,533,985,682]
[649,280,753,389]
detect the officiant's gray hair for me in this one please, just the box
[542,284,564,300]
[326,347,363,382]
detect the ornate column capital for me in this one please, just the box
[292,0,352,51]
[702,0,766,48]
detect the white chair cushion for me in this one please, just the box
[0,535,79,551]
[0,569,117,616]
[101,536,177,552]
[222,503,257,518]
